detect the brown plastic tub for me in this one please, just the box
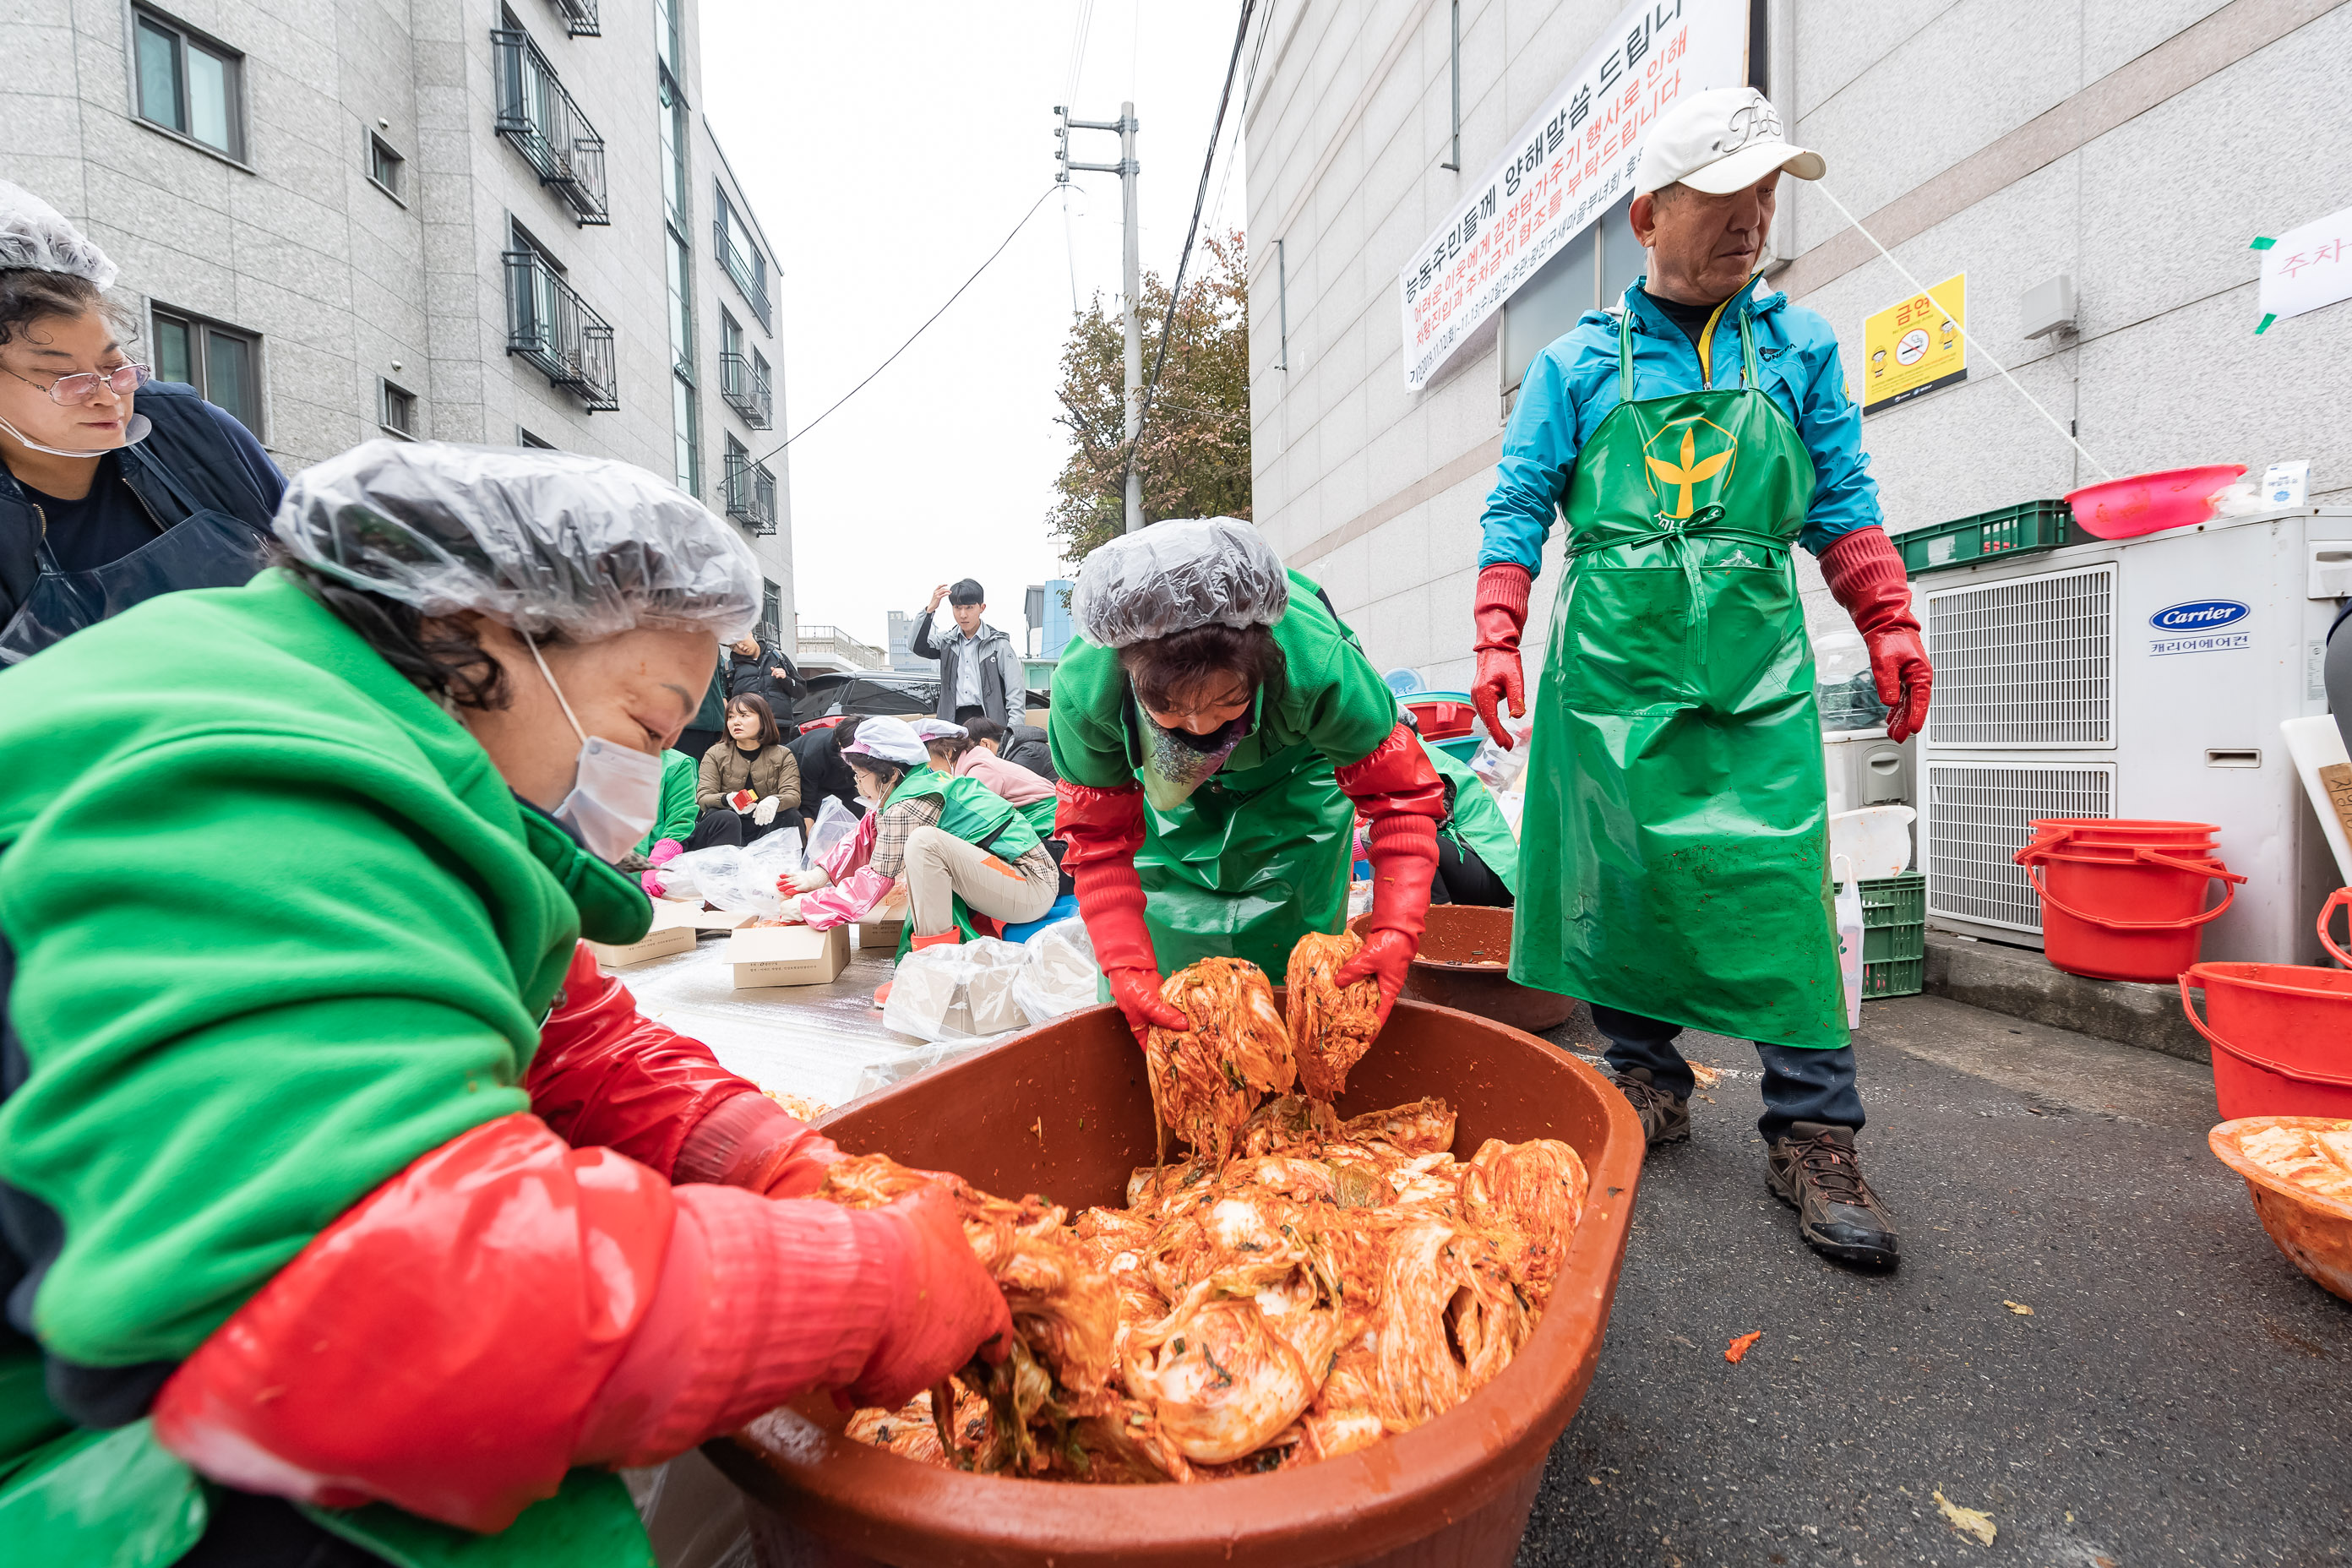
[1351,905,1576,1032]
[706,995,1644,1568]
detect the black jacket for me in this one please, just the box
[725,637,804,729]
[790,723,863,819]
[999,722,1058,783]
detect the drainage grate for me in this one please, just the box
[1925,565,2113,749]
[1925,760,2115,934]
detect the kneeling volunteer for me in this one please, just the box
[780,716,1060,950]
[0,443,1007,1567]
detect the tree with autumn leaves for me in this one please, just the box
[1048,229,1250,561]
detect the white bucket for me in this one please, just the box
[1829,805,1914,881]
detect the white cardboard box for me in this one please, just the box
[647,899,758,932]
[727,923,852,988]
[587,923,698,967]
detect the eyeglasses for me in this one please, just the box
[3,362,154,406]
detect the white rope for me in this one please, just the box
[1810,181,2114,482]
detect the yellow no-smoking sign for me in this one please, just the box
[1860,272,1967,415]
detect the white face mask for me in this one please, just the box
[0,411,150,458]
[523,632,664,862]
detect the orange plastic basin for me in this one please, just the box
[706,996,1645,1568]
[1352,904,1576,1033]
[2208,1116,2352,1304]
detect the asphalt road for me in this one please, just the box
[1516,995,2352,1568]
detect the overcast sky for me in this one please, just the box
[700,2,1250,655]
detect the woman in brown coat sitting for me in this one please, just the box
[690,694,803,848]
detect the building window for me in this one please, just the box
[368,133,405,199]
[1441,0,1461,172]
[712,184,770,329]
[518,426,556,449]
[151,306,260,431]
[658,69,689,231]
[760,580,781,645]
[722,433,776,533]
[503,220,618,411]
[547,0,601,37]
[654,0,683,80]
[672,377,700,497]
[491,14,611,225]
[666,226,694,380]
[379,378,416,438]
[133,7,244,160]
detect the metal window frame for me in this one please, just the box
[546,0,600,37]
[378,377,416,439]
[1922,562,2119,752]
[711,183,772,329]
[367,131,405,202]
[149,301,264,438]
[719,346,771,429]
[721,438,777,534]
[1440,0,1461,172]
[127,3,250,166]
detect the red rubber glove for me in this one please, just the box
[1058,781,1189,1049]
[1820,525,1932,743]
[1471,564,1532,749]
[150,1114,1004,1532]
[531,943,834,1185]
[1332,724,1446,1029]
[844,1183,1014,1410]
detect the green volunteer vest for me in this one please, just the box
[880,769,1043,954]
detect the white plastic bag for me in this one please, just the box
[804,796,858,868]
[881,937,1031,1043]
[1468,715,1533,792]
[1010,917,1100,1025]
[655,828,805,917]
[1832,855,1865,1031]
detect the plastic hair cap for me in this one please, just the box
[1071,518,1288,648]
[0,182,118,291]
[272,439,763,642]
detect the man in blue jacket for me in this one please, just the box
[1470,88,1931,1270]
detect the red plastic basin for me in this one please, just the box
[2066,465,2246,540]
[706,996,1645,1568]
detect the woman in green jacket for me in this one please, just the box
[1048,519,1449,1046]
[0,444,1008,1568]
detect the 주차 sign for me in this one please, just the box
[1397,0,1747,394]
[1860,274,1967,414]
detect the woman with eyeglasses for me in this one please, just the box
[1048,518,1450,1049]
[0,182,281,663]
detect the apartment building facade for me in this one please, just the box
[1242,0,2352,689]
[4,0,794,634]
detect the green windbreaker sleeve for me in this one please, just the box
[0,576,593,1370]
[637,749,700,854]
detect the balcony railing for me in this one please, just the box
[503,249,618,411]
[547,0,599,35]
[720,350,772,429]
[713,219,772,329]
[723,447,777,533]
[799,624,887,671]
[492,30,610,225]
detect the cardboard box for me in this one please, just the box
[648,899,757,932]
[728,923,852,988]
[587,923,697,968]
[856,915,906,950]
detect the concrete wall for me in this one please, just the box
[2,0,796,617]
[1244,0,2352,688]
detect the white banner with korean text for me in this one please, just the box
[1399,0,1747,394]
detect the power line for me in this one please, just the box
[1123,0,1255,498]
[748,185,1059,465]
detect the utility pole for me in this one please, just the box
[1056,101,1144,534]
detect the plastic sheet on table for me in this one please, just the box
[882,937,1031,1043]
[1010,916,1099,1025]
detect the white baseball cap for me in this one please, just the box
[1633,87,1825,198]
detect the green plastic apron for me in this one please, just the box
[1131,688,1354,980]
[1508,301,1845,1049]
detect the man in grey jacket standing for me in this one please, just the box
[910,577,1028,727]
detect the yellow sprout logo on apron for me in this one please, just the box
[1642,415,1738,520]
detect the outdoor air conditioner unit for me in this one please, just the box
[1915,506,2352,965]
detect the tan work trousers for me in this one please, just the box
[903,826,1061,936]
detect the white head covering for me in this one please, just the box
[0,182,118,289]
[841,716,929,768]
[1071,518,1288,648]
[273,440,762,642]
[911,718,969,743]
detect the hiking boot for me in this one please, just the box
[1611,1067,1690,1148]
[1767,1122,1899,1267]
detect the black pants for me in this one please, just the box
[953,705,987,724]
[1590,1003,1864,1144]
[1429,836,1512,907]
[685,804,803,852]
[677,727,723,765]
